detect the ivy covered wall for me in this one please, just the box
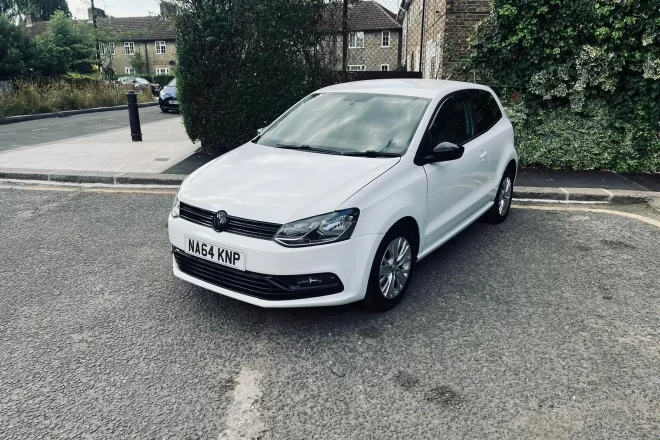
[466,0,660,172]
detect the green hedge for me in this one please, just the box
[175,0,328,153]
[153,74,175,87]
[507,99,660,172]
[466,0,660,172]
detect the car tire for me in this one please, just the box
[161,108,169,113]
[363,224,417,311]
[484,169,514,223]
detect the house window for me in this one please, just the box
[109,42,115,55]
[98,42,105,55]
[124,42,135,55]
[348,32,364,49]
[155,41,166,54]
[348,65,366,71]
[381,64,389,71]
[156,68,170,75]
[124,67,136,74]
[382,31,390,48]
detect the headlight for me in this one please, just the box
[171,193,180,218]
[274,208,359,247]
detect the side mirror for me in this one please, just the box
[425,141,464,163]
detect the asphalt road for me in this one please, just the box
[0,186,659,439]
[0,106,179,152]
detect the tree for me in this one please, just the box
[173,0,331,153]
[26,0,69,19]
[0,14,37,79]
[33,11,95,75]
[130,52,145,73]
[0,0,25,17]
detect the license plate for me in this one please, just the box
[184,236,246,271]
[170,100,179,105]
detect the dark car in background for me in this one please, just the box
[159,78,178,112]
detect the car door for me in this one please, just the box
[422,91,490,247]
[470,89,505,188]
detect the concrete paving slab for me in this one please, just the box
[0,119,197,173]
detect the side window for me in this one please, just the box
[471,90,502,136]
[430,95,472,145]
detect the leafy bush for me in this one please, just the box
[59,72,103,86]
[153,74,175,87]
[174,0,329,153]
[0,79,152,117]
[33,11,97,75]
[466,0,660,172]
[130,53,146,74]
[0,14,37,80]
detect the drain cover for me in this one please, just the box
[154,158,170,161]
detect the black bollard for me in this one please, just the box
[126,90,142,142]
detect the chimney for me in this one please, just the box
[160,1,175,18]
[26,12,38,27]
[87,7,106,23]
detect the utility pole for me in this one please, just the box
[342,0,348,81]
[90,0,102,73]
[419,0,427,77]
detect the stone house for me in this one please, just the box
[25,5,177,77]
[320,1,403,71]
[398,0,491,78]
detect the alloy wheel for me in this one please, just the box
[498,176,513,216]
[379,237,412,299]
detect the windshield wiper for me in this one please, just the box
[342,150,401,158]
[275,143,342,155]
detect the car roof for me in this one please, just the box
[317,79,493,99]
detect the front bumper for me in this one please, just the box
[169,215,382,308]
[159,96,179,109]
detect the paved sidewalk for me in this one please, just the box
[0,116,658,204]
[0,118,196,174]
[516,168,660,192]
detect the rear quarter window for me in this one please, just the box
[472,90,502,136]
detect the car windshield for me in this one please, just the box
[167,78,176,87]
[256,93,430,155]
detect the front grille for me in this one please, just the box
[179,202,282,240]
[173,248,343,300]
[179,202,214,227]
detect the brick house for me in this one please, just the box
[25,6,177,77]
[321,1,403,72]
[398,0,491,78]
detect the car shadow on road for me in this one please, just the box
[178,214,504,341]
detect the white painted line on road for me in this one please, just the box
[61,124,75,127]
[106,118,117,121]
[560,187,570,200]
[30,128,47,132]
[513,198,609,205]
[0,132,17,136]
[513,205,660,229]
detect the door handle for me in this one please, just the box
[479,151,488,160]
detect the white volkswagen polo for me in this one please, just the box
[169,79,517,310]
